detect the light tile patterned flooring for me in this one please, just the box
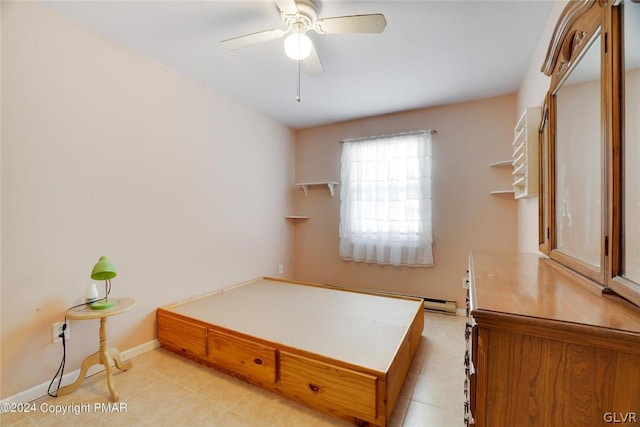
[2,312,466,427]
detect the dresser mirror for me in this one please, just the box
[553,33,603,273]
[618,0,640,293]
[538,97,550,255]
[622,0,640,283]
[541,0,640,307]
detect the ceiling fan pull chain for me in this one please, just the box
[296,58,301,102]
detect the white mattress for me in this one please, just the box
[163,279,422,373]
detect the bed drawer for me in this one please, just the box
[279,351,378,419]
[157,312,207,357]
[207,329,277,384]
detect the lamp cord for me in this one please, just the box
[47,317,67,397]
[47,294,107,397]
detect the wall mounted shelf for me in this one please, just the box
[489,160,512,168]
[285,216,310,220]
[296,182,339,198]
[489,161,514,195]
[512,107,541,199]
[490,190,515,197]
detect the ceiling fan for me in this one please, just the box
[221,0,387,77]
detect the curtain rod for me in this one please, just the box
[339,129,436,144]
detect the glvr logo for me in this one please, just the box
[604,412,638,423]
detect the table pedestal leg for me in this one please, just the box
[109,347,132,371]
[57,351,100,397]
[57,317,131,401]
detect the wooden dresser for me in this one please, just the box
[465,252,640,427]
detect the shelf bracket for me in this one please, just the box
[296,182,338,197]
[326,182,335,198]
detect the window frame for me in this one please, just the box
[338,130,434,267]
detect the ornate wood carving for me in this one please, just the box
[541,0,599,77]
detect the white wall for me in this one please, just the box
[293,95,518,308]
[1,1,295,398]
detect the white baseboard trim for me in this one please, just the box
[0,339,160,408]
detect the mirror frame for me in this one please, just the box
[538,94,550,255]
[543,0,607,285]
[608,0,640,306]
[541,0,640,308]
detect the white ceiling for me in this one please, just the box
[41,0,555,129]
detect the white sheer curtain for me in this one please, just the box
[339,131,433,267]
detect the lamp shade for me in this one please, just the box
[85,283,99,303]
[90,256,117,280]
[284,32,312,60]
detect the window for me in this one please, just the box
[339,130,433,267]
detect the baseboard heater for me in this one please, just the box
[322,282,457,315]
[422,297,457,315]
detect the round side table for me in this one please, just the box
[57,298,136,402]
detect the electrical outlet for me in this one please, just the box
[52,322,70,344]
[278,264,284,275]
[462,277,470,289]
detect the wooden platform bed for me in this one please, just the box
[156,277,424,426]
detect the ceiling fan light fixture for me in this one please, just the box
[284,32,312,60]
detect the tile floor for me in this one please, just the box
[1,312,466,427]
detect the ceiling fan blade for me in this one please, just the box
[221,28,285,50]
[303,41,324,77]
[314,14,387,34]
[275,0,298,16]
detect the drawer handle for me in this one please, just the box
[308,383,320,393]
[253,358,263,365]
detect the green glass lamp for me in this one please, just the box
[89,256,117,310]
